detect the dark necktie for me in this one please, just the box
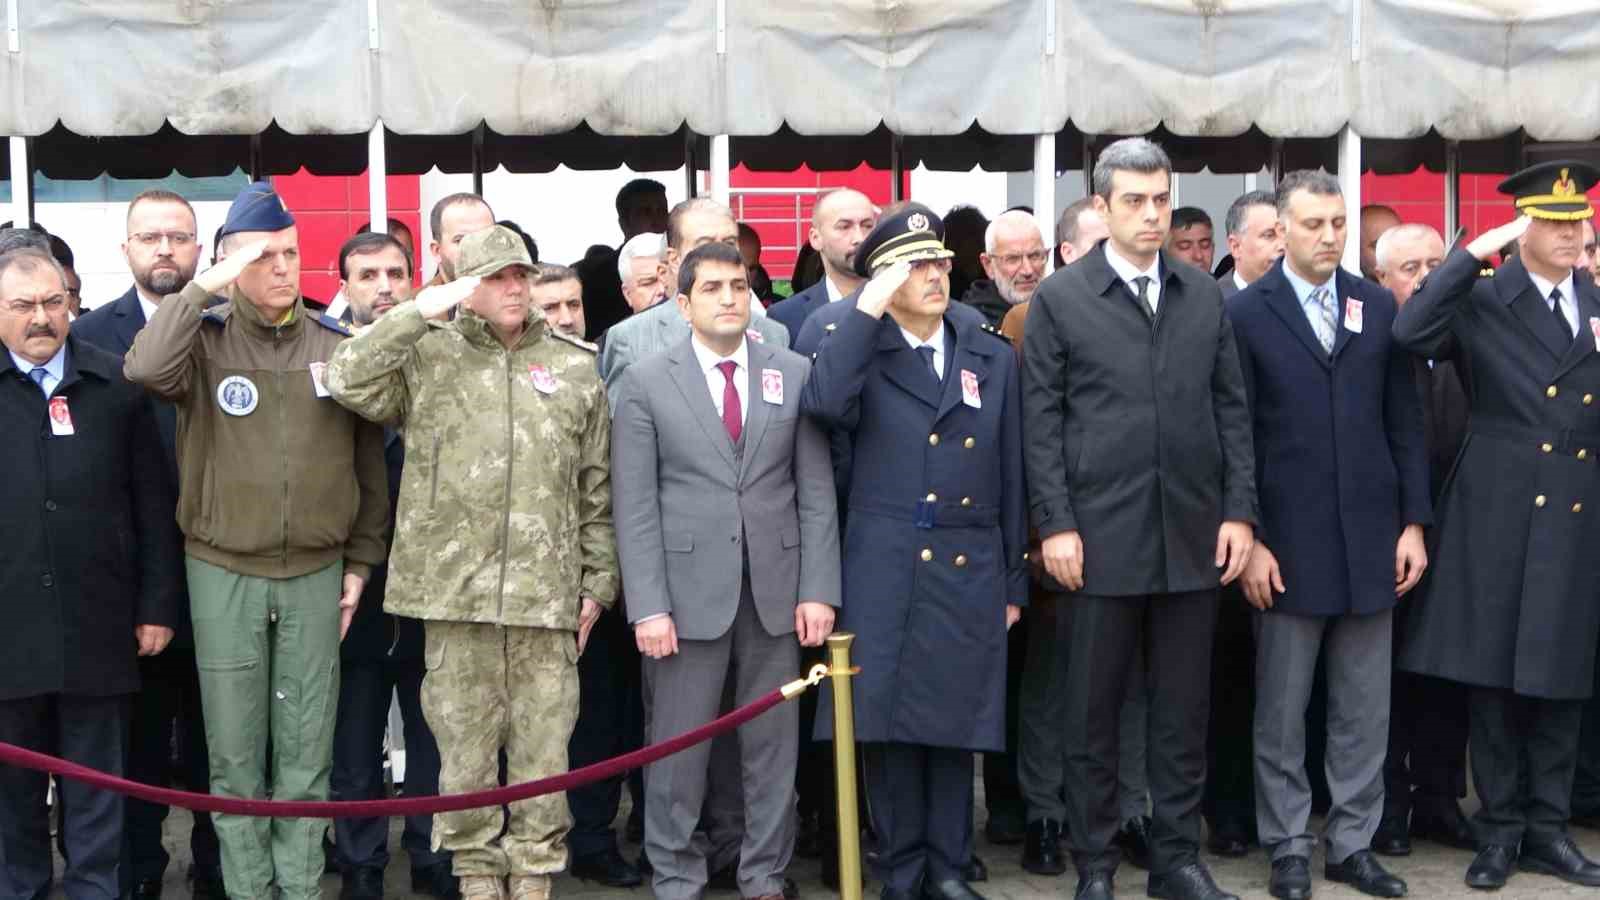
[1550,287,1573,343]
[716,360,742,443]
[29,367,48,395]
[1133,276,1154,322]
[916,345,940,386]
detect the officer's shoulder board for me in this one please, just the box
[312,312,354,337]
[550,330,598,353]
[977,321,1012,345]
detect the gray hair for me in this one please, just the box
[984,209,1046,254]
[617,231,665,282]
[1275,170,1342,216]
[1092,138,1172,199]
[0,246,66,290]
[1374,223,1442,271]
[1224,190,1277,236]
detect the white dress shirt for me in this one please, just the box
[1527,268,1578,338]
[11,344,66,397]
[691,335,749,429]
[825,276,846,304]
[1103,242,1164,313]
[1233,270,1249,293]
[899,322,947,379]
[138,294,160,325]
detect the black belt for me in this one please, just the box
[1469,415,1600,456]
[850,496,1000,529]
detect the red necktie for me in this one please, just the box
[717,360,742,443]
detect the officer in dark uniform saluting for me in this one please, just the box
[802,203,1028,900]
[1392,159,1600,892]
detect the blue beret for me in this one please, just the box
[219,180,295,238]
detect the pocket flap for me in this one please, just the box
[664,534,694,553]
[780,527,801,549]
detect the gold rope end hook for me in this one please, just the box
[780,663,831,700]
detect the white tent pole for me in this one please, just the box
[1338,126,1362,274]
[1445,140,1461,245]
[9,136,29,227]
[368,121,388,232]
[1033,133,1056,272]
[710,134,730,206]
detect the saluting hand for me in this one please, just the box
[1395,524,1428,596]
[1041,530,1085,592]
[1241,542,1284,610]
[1466,216,1531,262]
[1215,520,1254,586]
[795,601,836,647]
[194,239,268,295]
[338,572,365,641]
[414,276,482,321]
[856,261,912,320]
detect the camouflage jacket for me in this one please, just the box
[325,302,617,628]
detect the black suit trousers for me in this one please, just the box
[1469,687,1582,847]
[567,604,645,859]
[1383,604,1468,816]
[122,647,219,884]
[863,742,973,892]
[1203,587,1256,837]
[1062,590,1215,875]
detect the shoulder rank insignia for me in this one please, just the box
[550,330,598,353]
[312,313,353,337]
[978,321,1012,344]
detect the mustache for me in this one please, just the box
[26,324,57,339]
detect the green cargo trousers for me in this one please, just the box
[187,556,343,900]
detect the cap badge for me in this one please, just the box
[907,212,930,232]
[1554,168,1577,198]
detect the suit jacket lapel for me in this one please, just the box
[738,342,776,482]
[934,323,984,423]
[877,319,942,409]
[1330,273,1357,361]
[666,340,738,473]
[1260,265,1333,369]
[1555,275,1600,379]
[114,288,146,352]
[1497,258,1568,361]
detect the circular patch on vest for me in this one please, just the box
[216,375,259,416]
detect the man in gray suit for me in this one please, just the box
[600,199,789,407]
[612,241,841,900]
[1219,190,1283,298]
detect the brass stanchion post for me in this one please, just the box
[827,633,863,900]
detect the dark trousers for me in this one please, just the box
[330,654,446,873]
[1203,587,1255,839]
[122,647,219,886]
[0,693,130,900]
[1383,670,1468,818]
[1469,687,1583,847]
[981,620,1027,826]
[863,743,973,892]
[1572,651,1600,817]
[567,605,645,861]
[1062,590,1215,876]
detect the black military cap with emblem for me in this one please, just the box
[1499,160,1600,221]
[853,202,956,278]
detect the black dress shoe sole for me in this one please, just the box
[1517,856,1600,887]
[1146,879,1238,900]
[1325,870,1407,898]
[1371,840,1412,858]
[1464,873,1507,891]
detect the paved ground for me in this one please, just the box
[43,793,1600,899]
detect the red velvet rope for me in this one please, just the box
[0,686,789,818]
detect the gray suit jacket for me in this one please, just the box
[599,299,790,410]
[612,335,840,640]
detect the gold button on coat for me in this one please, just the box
[954,554,968,568]
[1536,495,1547,508]
[960,497,972,507]
[920,548,933,562]
[928,434,940,446]
[1581,449,1590,460]
[1575,503,1586,513]
[926,493,938,502]
[963,437,976,449]
[1543,443,1554,453]
[1548,385,1559,398]
[1586,393,1595,405]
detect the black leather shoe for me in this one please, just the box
[411,860,461,898]
[571,848,643,888]
[985,806,1026,845]
[190,865,227,899]
[1117,816,1154,871]
[340,866,385,900]
[1410,797,1475,851]
[922,877,985,900]
[1073,872,1114,900]
[962,855,988,883]
[1371,814,1412,857]
[1268,856,1311,900]
[1326,850,1407,897]
[1206,831,1250,858]
[1519,836,1600,887]
[131,878,164,898]
[1146,861,1238,900]
[1021,819,1066,876]
[1465,845,1516,891]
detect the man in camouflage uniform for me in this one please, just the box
[325,225,617,900]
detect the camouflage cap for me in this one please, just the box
[456,225,534,279]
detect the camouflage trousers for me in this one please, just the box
[422,621,580,876]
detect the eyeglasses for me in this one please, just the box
[3,296,67,317]
[991,250,1049,268]
[129,231,197,248]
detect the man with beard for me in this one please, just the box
[326,232,457,899]
[768,189,878,337]
[963,211,1048,328]
[72,189,225,899]
[429,193,497,287]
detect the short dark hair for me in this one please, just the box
[1055,197,1097,248]
[676,241,745,297]
[1171,206,1212,232]
[428,193,493,242]
[1224,190,1277,236]
[531,263,580,289]
[497,219,539,264]
[127,189,196,229]
[338,232,412,280]
[47,234,73,269]
[665,198,731,253]
[1092,137,1172,199]
[355,217,413,239]
[1275,170,1342,216]
[616,179,667,217]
